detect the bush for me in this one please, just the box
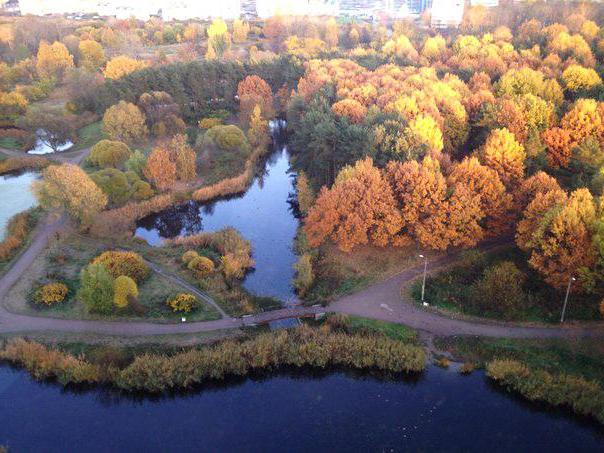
[293,253,314,295]
[0,156,48,175]
[187,255,215,278]
[469,261,527,318]
[88,140,132,168]
[78,263,115,314]
[198,117,223,129]
[181,250,200,265]
[113,275,138,308]
[92,251,149,282]
[166,293,199,313]
[34,282,68,306]
[0,211,33,262]
[203,124,247,150]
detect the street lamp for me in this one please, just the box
[560,276,576,323]
[419,254,428,306]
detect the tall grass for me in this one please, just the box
[0,326,426,393]
[487,359,604,424]
[0,156,49,175]
[0,210,36,262]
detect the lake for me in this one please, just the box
[0,364,601,452]
[136,122,300,303]
[0,172,38,239]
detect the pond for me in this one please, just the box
[27,129,73,155]
[136,122,300,303]
[0,365,601,451]
[0,171,38,239]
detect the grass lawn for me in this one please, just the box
[348,316,418,343]
[435,335,604,386]
[3,233,221,323]
[304,241,438,304]
[0,137,21,150]
[70,121,105,151]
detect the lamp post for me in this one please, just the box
[419,254,428,306]
[560,276,576,323]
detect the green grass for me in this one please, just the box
[348,316,418,343]
[71,121,104,151]
[435,336,604,386]
[410,246,601,323]
[0,137,21,150]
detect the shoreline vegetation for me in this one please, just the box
[89,141,274,237]
[0,208,41,276]
[0,323,426,392]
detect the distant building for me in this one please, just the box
[470,0,498,6]
[430,0,464,28]
[256,0,339,18]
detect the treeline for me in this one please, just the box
[0,326,426,392]
[73,57,303,120]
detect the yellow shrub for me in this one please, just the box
[187,255,215,278]
[113,275,138,308]
[166,293,199,313]
[34,282,68,305]
[198,117,223,129]
[92,251,149,282]
[181,250,200,265]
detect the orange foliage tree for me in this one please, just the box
[542,127,574,168]
[304,158,402,252]
[144,146,176,191]
[237,75,274,125]
[331,98,367,124]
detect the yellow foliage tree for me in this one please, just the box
[104,55,146,79]
[102,101,148,145]
[233,19,250,43]
[78,39,105,71]
[479,128,526,189]
[33,164,108,226]
[36,41,74,79]
[406,114,444,153]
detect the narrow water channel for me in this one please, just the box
[135,122,300,303]
[0,171,38,239]
[0,365,601,452]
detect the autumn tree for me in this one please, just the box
[237,75,274,125]
[113,275,138,308]
[448,157,512,235]
[102,101,148,145]
[144,146,177,191]
[18,105,76,152]
[206,18,231,59]
[560,98,602,144]
[233,19,250,43]
[515,171,563,212]
[479,128,526,189]
[247,105,269,148]
[88,140,132,168]
[36,40,74,80]
[137,91,184,137]
[542,127,573,168]
[406,114,444,153]
[324,18,339,48]
[78,39,105,71]
[166,134,197,181]
[518,188,597,291]
[331,98,367,124]
[33,164,108,226]
[296,171,315,216]
[305,158,402,252]
[104,55,146,79]
[562,64,602,94]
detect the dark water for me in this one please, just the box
[135,123,300,303]
[0,365,601,452]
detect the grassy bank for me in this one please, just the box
[411,247,601,322]
[0,208,42,278]
[0,324,427,393]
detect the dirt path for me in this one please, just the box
[0,146,91,165]
[1,234,603,337]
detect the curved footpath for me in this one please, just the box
[1,214,603,338]
[1,145,603,338]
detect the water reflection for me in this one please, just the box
[135,121,300,302]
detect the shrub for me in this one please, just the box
[434,357,450,368]
[293,253,314,295]
[325,313,351,332]
[0,211,33,261]
[0,156,48,175]
[34,282,68,306]
[124,150,147,177]
[78,263,115,314]
[187,255,215,278]
[198,117,223,129]
[459,362,476,374]
[181,250,200,265]
[204,124,247,150]
[113,275,138,308]
[88,140,132,168]
[92,251,149,282]
[167,293,199,313]
[469,261,527,318]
